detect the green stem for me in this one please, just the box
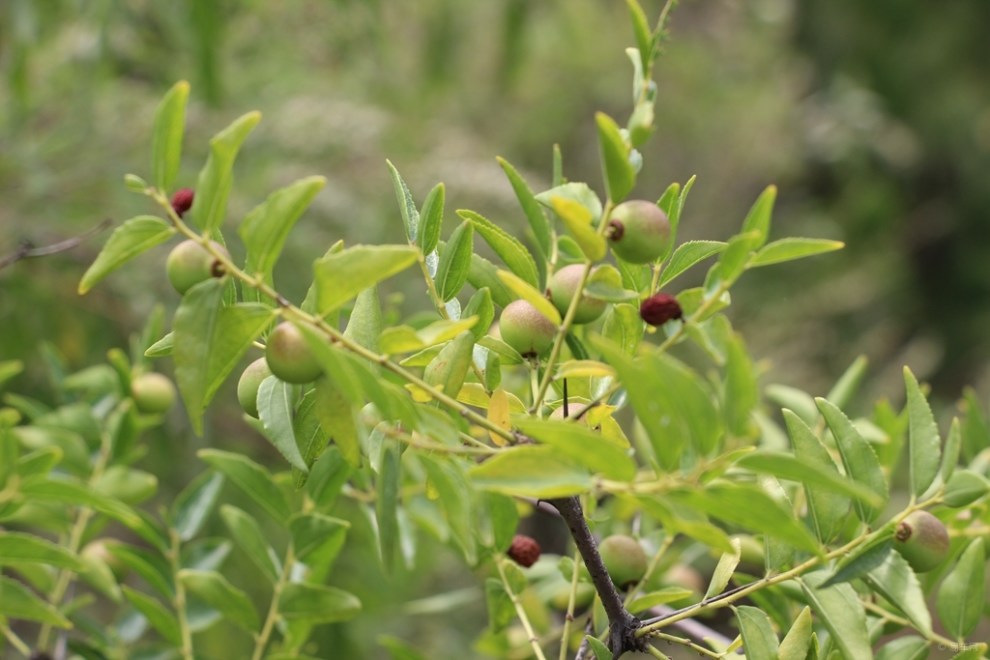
[495,557,548,660]
[624,535,674,607]
[168,529,194,660]
[558,548,584,660]
[1,623,31,657]
[861,600,969,652]
[251,546,295,660]
[651,632,718,658]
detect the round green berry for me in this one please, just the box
[237,358,273,418]
[166,239,230,294]
[894,510,950,573]
[130,372,176,414]
[598,534,648,589]
[498,300,557,358]
[608,200,671,264]
[548,265,607,324]
[265,322,322,384]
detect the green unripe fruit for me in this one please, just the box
[237,358,272,418]
[598,534,648,589]
[894,510,950,573]
[130,373,176,414]
[498,300,557,358]
[548,581,595,611]
[265,322,323,384]
[166,239,230,294]
[608,200,671,264]
[548,265,607,324]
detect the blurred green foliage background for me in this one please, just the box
[1,0,989,656]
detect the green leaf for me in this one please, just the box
[940,417,962,483]
[312,377,360,468]
[458,209,539,288]
[816,398,888,523]
[704,230,761,294]
[313,245,419,315]
[419,456,477,564]
[239,175,326,286]
[484,578,515,633]
[179,569,259,632]
[950,644,988,660]
[151,80,189,192]
[537,182,603,223]
[173,280,275,433]
[122,586,181,644]
[625,0,652,71]
[740,185,776,249]
[799,571,872,660]
[418,182,445,255]
[637,496,734,553]
[198,449,291,522]
[942,469,990,507]
[549,197,607,261]
[735,605,779,658]
[826,355,868,411]
[778,606,813,660]
[170,471,224,542]
[821,539,892,589]
[423,332,475,398]
[192,110,261,233]
[0,575,71,628]
[386,160,420,244]
[78,216,176,294]
[462,288,495,342]
[669,482,820,554]
[627,587,695,613]
[257,377,308,472]
[108,544,173,598]
[145,331,174,358]
[497,157,551,260]
[496,269,562,325]
[93,465,157,504]
[903,367,941,497]
[595,112,635,202]
[876,636,929,660]
[749,237,844,268]
[936,538,986,638]
[289,512,348,563]
[724,332,758,437]
[601,303,643,356]
[960,388,989,462]
[467,253,514,308]
[657,240,726,288]
[376,443,401,572]
[584,636,613,660]
[219,505,279,583]
[514,418,636,481]
[738,451,883,509]
[0,531,85,571]
[469,445,592,498]
[706,538,742,599]
[864,549,932,636]
[783,410,850,542]
[279,583,362,623]
[20,476,142,529]
[435,221,474,301]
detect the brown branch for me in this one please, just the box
[0,219,113,271]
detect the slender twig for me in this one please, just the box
[861,600,972,652]
[251,546,295,660]
[168,530,194,660]
[495,557,549,660]
[1,623,31,657]
[558,547,584,660]
[0,219,112,271]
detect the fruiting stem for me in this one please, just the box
[495,556,549,660]
[251,546,295,660]
[550,496,643,655]
[168,529,195,660]
[1,623,30,657]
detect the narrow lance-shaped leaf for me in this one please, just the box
[497,157,551,260]
[749,237,845,268]
[625,0,653,71]
[549,196,607,261]
[376,443,401,572]
[418,182,445,255]
[737,450,882,510]
[514,418,636,481]
[280,583,362,623]
[435,222,474,301]
[816,397,888,523]
[313,245,419,315]
[151,80,190,192]
[462,288,494,342]
[468,445,593,498]
[179,569,259,632]
[782,410,850,542]
[386,160,420,244]
[192,111,262,233]
[169,471,224,541]
[423,332,475,398]
[936,538,986,639]
[903,367,941,497]
[706,538,742,599]
[79,217,176,294]
[657,240,726,288]
[419,456,477,565]
[122,586,181,644]
[595,112,635,203]
[458,209,539,288]
[313,377,360,468]
[777,606,813,660]
[826,355,868,411]
[239,175,326,285]
[735,606,779,659]
[257,377,308,473]
[863,549,932,636]
[220,506,280,583]
[799,571,872,660]
[0,531,86,571]
[497,270,562,326]
[198,449,291,522]
[740,185,776,250]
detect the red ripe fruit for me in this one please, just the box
[507,534,541,568]
[639,293,682,326]
[171,188,195,217]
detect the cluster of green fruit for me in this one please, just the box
[500,199,681,359]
